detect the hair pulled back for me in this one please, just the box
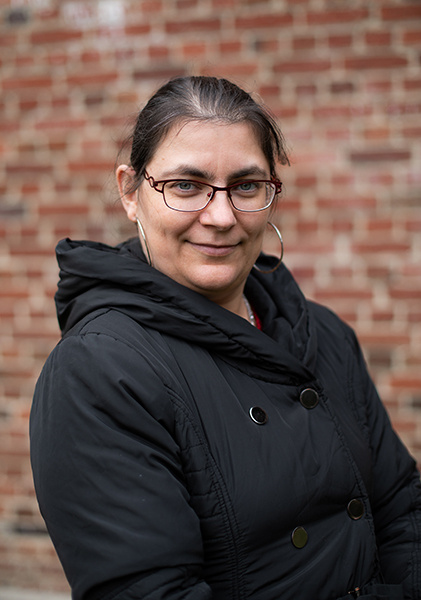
[125,76,289,193]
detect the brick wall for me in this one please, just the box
[1,0,420,593]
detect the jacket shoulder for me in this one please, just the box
[307,300,359,349]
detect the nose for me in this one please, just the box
[199,189,237,229]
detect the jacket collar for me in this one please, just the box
[55,237,317,382]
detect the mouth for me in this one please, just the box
[188,241,240,257]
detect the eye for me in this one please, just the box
[169,180,203,194]
[233,181,261,194]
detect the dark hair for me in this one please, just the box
[124,76,290,193]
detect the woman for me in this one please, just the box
[30,76,421,600]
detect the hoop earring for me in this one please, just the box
[253,221,284,274]
[136,217,153,267]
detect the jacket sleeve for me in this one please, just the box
[347,330,421,598]
[30,330,212,600]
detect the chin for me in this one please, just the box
[184,265,246,295]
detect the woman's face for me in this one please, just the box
[118,120,272,305]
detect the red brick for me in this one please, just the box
[219,41,243,54]
[390,288,421,300]
[80,51,101,63]
[6,163,53,174]
[182,43,207,58]
[66,72,118,86]
[140,0,163,12]
[34,118,86,130]
[330,82,355,94]
[1,0,421,588]
[133,67,187,80]
[124,24,151,35]
[274,59,331,73]
[401,127,421,138]
[296,84,317,95]
[390,375,421,390]
[31,29,83,44]
[235,13,293,29]
[358,332,410,347]
[404,78,421,90]
[328,34,353,48]
[165,18,221,33]
[177,0,198,6]
[317,195,376,210]
[307,9,369,25]
[148,45,170,59]
[364,80,392,93]
[0,33,18,47]
[38,204,90,216]
[67,161,113,173]
[292,36,316,50]
[363,127,390,140]
[353,241,411,254]
[382,5,421,21]
[365,218,393,232]
[349,150,411,163]
[2,76,53,90]
[385,102,421,115]
[365,31,392,46]
[345,55,408,70]
[402,29,421,45]
[202,63,258,77]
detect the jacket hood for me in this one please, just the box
[54,237,317,381]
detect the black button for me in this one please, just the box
[249,406,268,425]
[300,388,319,409]
[347,499,364,520]
[291,526,308,549]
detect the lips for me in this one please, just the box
[188,241,240,256]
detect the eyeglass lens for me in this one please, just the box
[162,180,276,212]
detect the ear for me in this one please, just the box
[116,164,138,223]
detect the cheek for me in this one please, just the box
[244,217,269,242]
[142,205,197,246]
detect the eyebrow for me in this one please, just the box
[157,164,269,181]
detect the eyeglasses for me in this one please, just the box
[143,172,282,213]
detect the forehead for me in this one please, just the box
[147,120,269,178]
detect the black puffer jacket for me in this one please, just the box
[30,237,421,600]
